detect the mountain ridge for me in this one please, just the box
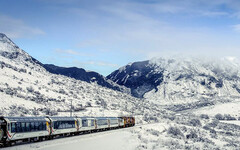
[43,64,130,94]
[107,57,240,103]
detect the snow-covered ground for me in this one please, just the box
[193,99,240,117]
[2,128,138,150]
[221,120,240,126]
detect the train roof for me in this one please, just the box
[95,117,118,120]
[0,116,129,122]
[78,116,119,119]
[1,116,47,122]
[79,117,95,120]
[48,116,76,121]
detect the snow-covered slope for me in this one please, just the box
[43,64,130,94]
[108,57,240,104]
[0,33,151,117]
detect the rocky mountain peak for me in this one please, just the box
[0,33,18,49]
[0,33,42,67]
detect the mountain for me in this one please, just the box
[0,33,153,117]
[107,60,164,98]
[107,57,240,104]
[43,64,130,94]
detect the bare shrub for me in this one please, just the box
[223,114,236,120]
[189,119,202,127]
[167,126,184,138]
[215,113,224,120]
[200,114,209,119]
[85,102,92,107]
[186,130,198,139]
[26,86,34,93]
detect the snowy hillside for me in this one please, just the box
[43,64,130,94]
[108,57,240,105]
[0,33,154,117]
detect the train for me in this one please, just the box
[0,116,135,147]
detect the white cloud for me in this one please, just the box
[0,15,45,38]
[232,24,240,32]
[55,49,80,55]
[200,11,229,17]
[54,49,94,57]
[74,60,119,68]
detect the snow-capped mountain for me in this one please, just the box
[0,33,152,117]
[43,64,130,94]
[107,57,240,104]
[107,60,164,98]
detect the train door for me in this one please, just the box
[46,118,52,135]
[94,119,97,129]
[75,119,79,131]
[107,119,110,128]
[78,118,82,130]
[88,119,91,128]
[123,117,127,127]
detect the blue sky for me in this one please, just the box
[1,0,240,76]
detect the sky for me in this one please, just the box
[0,0,240,76]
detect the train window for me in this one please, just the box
[31,122,35,131]
[82,120,88,127]
[11,123,16,133]
[91,120,94,126]
[110,119,118,124]
[54,121,75,129]
[59,121,66,129]
[10,122,47,133]
[66,121,75,128]
[16,122,22,132]
[21,122,26,132]
[54,121,59,129]
[97,119,108,126]
[43,122,46,130]
[38,122,42,130]
[35,122,39,131]
[26,122,30,132]
[60,121,63,128]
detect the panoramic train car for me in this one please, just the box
[78,117,96,132]
[49,117,77,136]
[96,117,109,130]
[0,116,50,145]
